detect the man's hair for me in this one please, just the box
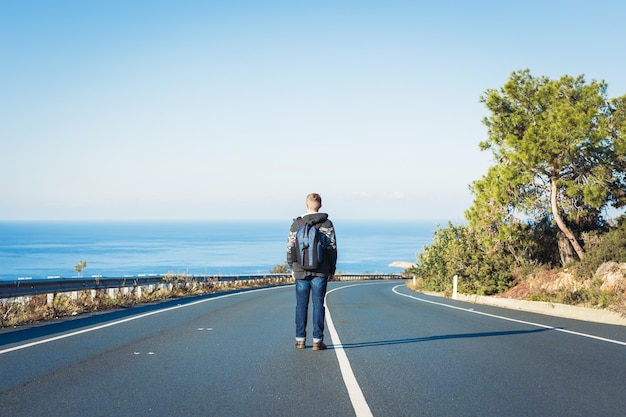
[306,193,322,211]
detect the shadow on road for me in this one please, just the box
[336,327,554,349]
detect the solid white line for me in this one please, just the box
[0,287,277,355]
[392,285,626,347]
[326,284,374,417]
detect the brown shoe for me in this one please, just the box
[295,341,306,349]
[312,341,327,351]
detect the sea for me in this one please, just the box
[0,220,440,281]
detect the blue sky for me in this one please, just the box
[2,1,625,221]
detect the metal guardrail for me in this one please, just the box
[0,274,404,299]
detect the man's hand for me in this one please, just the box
[328,274,336,281]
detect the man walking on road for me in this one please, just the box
[287,193,337,351]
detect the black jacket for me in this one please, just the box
[287,212,337,279]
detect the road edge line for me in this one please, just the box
[392,285,626,347]
[0,286,278,355]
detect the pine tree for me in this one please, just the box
[467,69,626,263]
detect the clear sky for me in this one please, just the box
[2,1,625,222]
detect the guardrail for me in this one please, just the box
[0,274,404,299]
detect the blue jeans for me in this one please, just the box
[295,276,328,342]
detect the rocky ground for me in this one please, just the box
[501,262,626,314]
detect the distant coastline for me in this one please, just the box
[0,220,435,281]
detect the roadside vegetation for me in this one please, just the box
[407,69,626,314]
[0,274,292,328]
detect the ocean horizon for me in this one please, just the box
[0,220,442,281]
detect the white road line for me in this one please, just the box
[326,284,374,417]
[0,287,277,355]
[392,285,626,347]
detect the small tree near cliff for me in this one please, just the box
[75,260,87,277]
[468,69,626,264]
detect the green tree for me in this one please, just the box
[468,69,626,263]
[75,260,87,277]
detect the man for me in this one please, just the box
[287,193,337,351]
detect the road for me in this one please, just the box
[1,280,625,417]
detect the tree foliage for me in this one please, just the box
[467,69,626,263]
[74,260,87,276]
[410,71,626,297]
[408,223,516,295]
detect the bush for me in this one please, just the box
[576,220,626,278]
[270,263,290,274]
[408,223,516,295]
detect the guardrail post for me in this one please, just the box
[452,275,458,300]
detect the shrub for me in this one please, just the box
[408,223,516,295]
[576,219,626,278]
[270,263,290,274]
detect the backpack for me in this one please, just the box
[293,217,326,270]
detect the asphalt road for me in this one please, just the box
[1,280,625,417]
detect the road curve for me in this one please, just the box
[1,281,625,417]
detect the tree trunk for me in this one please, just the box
[557,230,577,265]
[550,179,585,260]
